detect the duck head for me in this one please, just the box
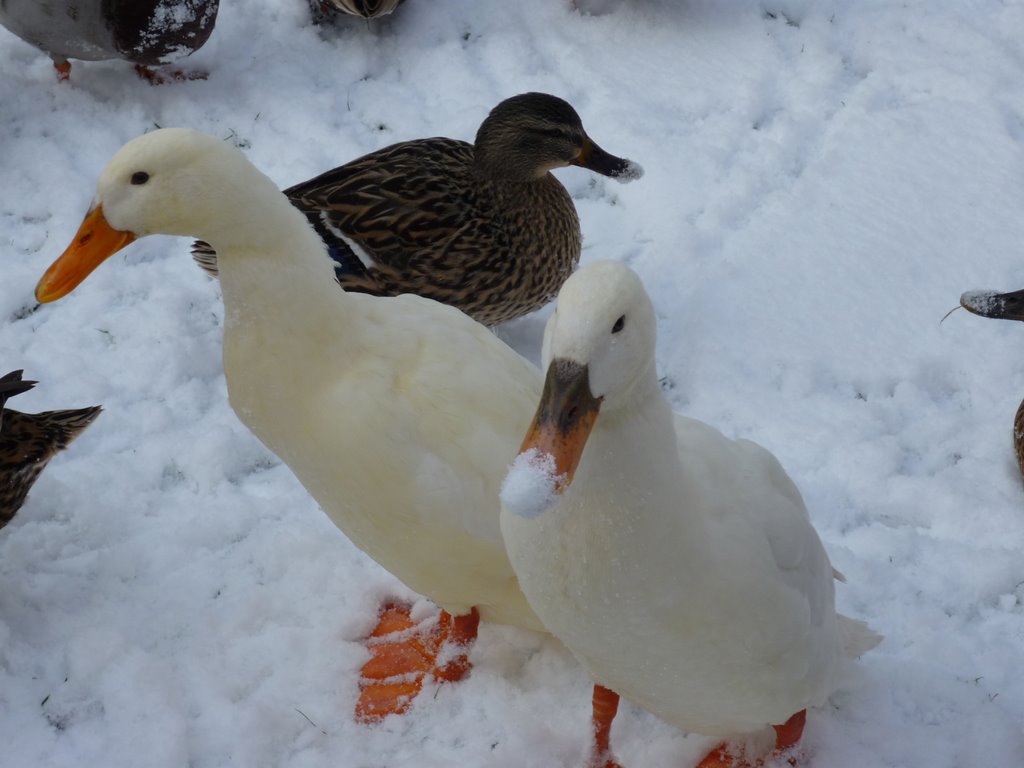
[517,261,657,492]
[36,128,274,303]
[474,92,643,183]
[960,288,1024,321]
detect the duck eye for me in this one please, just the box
[611,315,625,334]
[130,171,150,185]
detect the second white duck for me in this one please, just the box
[500,261,880,768]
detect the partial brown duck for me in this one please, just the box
[0,371,102,527]
[192,92,643,326]
[313,0,405,19]
[0,0,218,82]
[960,288,1024,477]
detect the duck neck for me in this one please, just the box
[585,367,677,487]
[196,176,357,389]
[570,366,705,548]
[472,144,549,183]
[209,185,344,331]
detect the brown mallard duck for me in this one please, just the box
[1,370,102,528]
[192,92,643,326]
[960,288,1024,477]
[0,0,218,82]
[313,0,405,19]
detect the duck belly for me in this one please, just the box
[503,496,842,737]
[221,307,545,632]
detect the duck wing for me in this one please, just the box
[1,403,102,526]
[673,413,836,621]
[283,138,479,272]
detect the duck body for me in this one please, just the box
[0,0,217,77]
[37,127,546,633]
[505,397,843,735]
[960,288,1024,479]
[217,245,544,625]
[284,137,581,326]
[193,93,642,326]
[1,370,102,527]
[500,262,879,761]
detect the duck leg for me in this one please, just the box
[434,607,480,681]
[695,709,806,768]
[354,602,480,722]
[51,58,71,81]
[587,684,624,768]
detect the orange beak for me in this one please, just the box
[518,359,602,493]
[35,204,136,303]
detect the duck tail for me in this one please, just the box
[40,406,104,449]
[0,370,37,409]
[191,240,220,278]
[837,614,882,658]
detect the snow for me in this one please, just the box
[500,449,564,520]
[2,0,1024,766]
[614,159,645,183]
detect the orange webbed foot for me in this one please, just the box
[434,607,480,682]
[354,602,480,723]
[53,60,72,81]
[695,710,806,768]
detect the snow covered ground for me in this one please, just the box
[2,0,1024,765]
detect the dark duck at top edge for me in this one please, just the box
[0,0,219,81]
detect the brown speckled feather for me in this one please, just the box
[284,138,580,325]
[316,0,404,18]
[192,93,641,327]
[0,371,102,528]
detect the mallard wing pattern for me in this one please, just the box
[283,138,480,270]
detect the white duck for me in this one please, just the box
[35,127,547,721]
[500,261,880,768]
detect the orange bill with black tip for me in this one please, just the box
[518,358,602,492]
[35,204,136,303]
